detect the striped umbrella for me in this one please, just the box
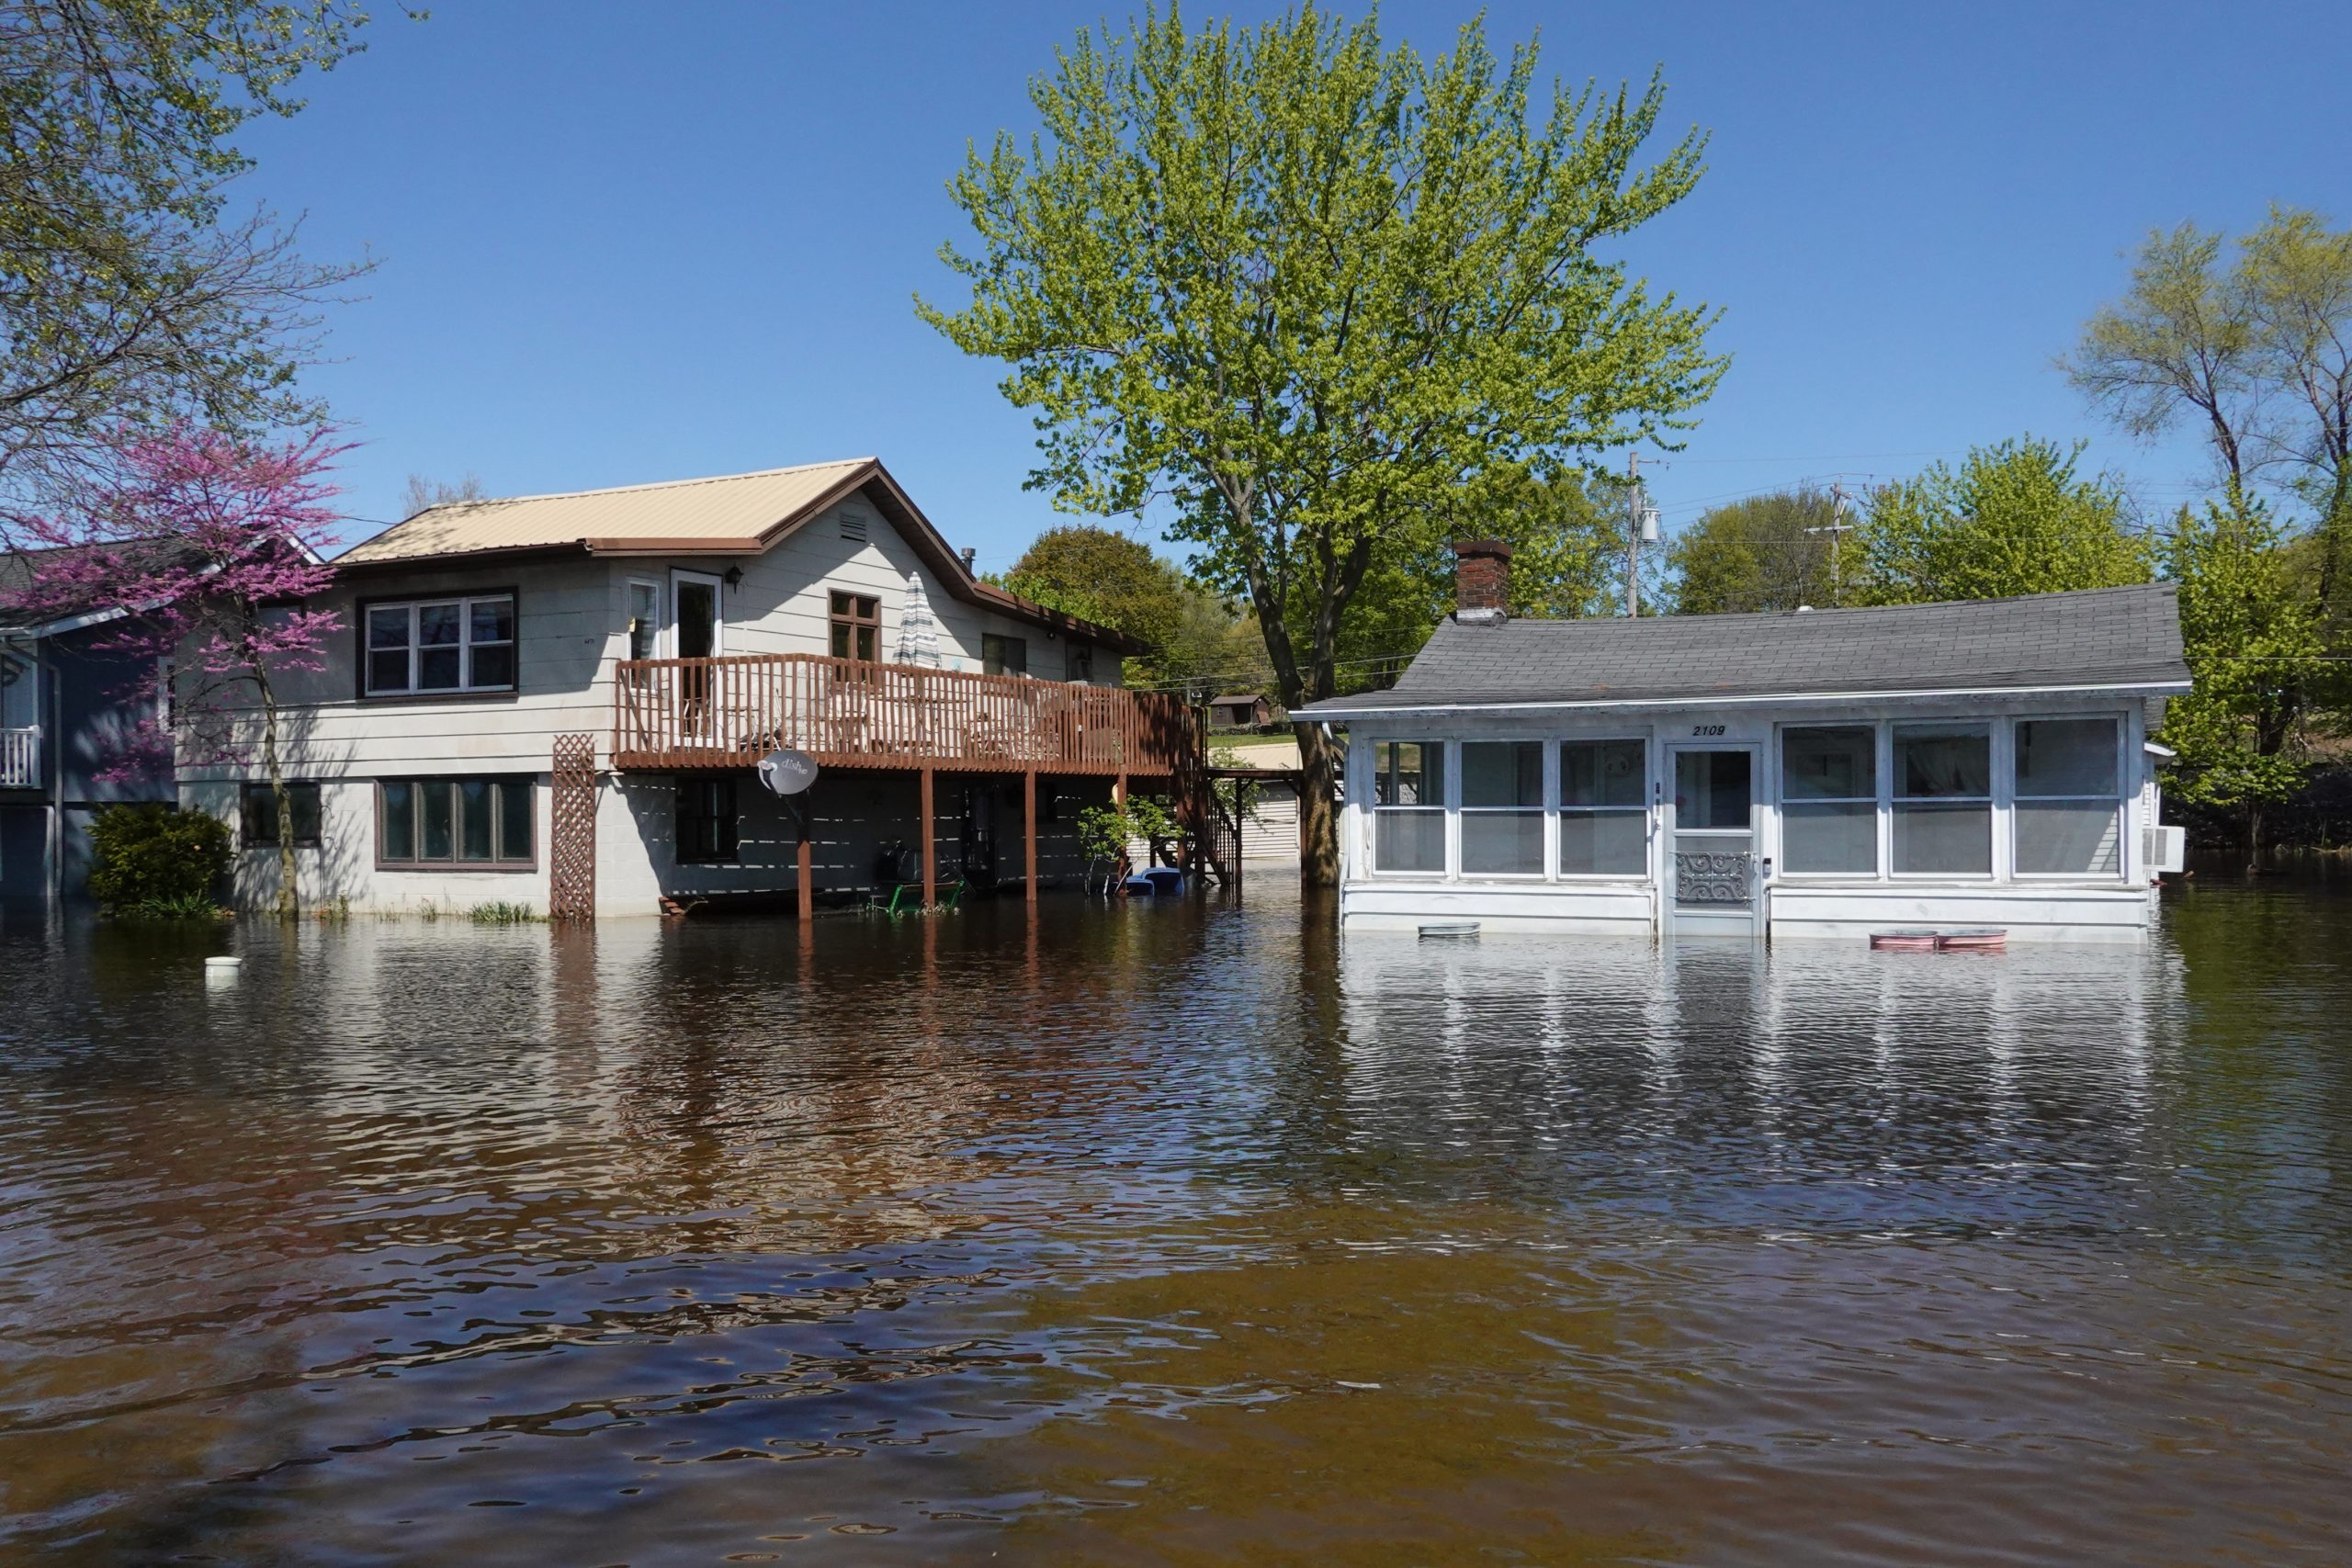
[895,570,944,668]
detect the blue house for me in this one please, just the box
[0,547,175,902]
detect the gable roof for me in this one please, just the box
[334,457,1146,653]
[1295,583,2190,717]
[1,539,216,640]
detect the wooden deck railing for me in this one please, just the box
[610,653,1193,776]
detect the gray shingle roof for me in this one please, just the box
[1296,584,2189,716]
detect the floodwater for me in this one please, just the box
[1,877,2349,1566]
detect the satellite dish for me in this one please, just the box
[756,750,819,796]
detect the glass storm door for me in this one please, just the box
[1669,747,1758,936]
[673,570,724,737]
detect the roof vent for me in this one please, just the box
[841,511,868,544]
[960,547,977,575]
[1794,604,1815,613]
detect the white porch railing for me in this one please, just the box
[0,728,39,789]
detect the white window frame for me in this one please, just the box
[1555,735,1651,881]
[1368,739,1448,876]
[2009,714,2128,881]
[671,570,725,659]
[1456,738,1548,879]
[627,578,665,660]
[1775,722,1883,879]
[1889,719,1996,880]
[363,593,517,696]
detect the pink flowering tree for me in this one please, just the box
[1,428,345,917]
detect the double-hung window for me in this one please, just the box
[2014,717,2123,875]
[627,580,662,660]
[1893,723,1991,875]
[1459,741,1544,874]
[1370,740,1445,873]
[982,632,1028,677]
[366,594,516,695]
[675,777,741,865]
[242,782,322,849]
[1781,727,1878,874]
[829,592,879,663]
[379,777,534,867]
[1558,739,1646,874]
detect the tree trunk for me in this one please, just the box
[1296,720,1340,886]
[2246,798,2266,875]
[255,666,297,920]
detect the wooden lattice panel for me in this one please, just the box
[549,733,598,921]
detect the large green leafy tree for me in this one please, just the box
[995,523,1251,688]
[1668,486,1847,614]
[920,6,1725,882]
[0,0,377,504]
[1852,437,2151,605]
[2159,489,2326,864]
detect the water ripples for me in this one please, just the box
[0,879,2348,1563]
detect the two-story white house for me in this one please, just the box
[1295,540,2193,943]
[183,458,1189,918]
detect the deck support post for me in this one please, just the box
[920,766,936,909]
[797,829,813,923]
[1023,769,1038,903]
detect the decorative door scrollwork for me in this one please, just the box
[1674,850,1751,908]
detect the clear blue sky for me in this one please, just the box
[241,1,2352,569]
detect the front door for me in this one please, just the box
[1667,746,1759,938]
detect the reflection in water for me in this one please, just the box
[0,878,2348,1564]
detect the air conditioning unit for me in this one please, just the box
[2143,824,2186,874]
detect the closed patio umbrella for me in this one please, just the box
[895,570,944,668]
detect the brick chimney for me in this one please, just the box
[1453,537,1512,625]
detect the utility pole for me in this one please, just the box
[1804,481,1852,606]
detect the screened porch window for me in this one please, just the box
[1781,726,1877,874]
[1893,723,1991,875]
[2014,717,2123,875]
[1371,740,1445,873]
[1459,741,1544,874]
[1558,739,1646,874]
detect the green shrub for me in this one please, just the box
[124,891,232,920]
[85,803,231,913]
[468,901,537,925]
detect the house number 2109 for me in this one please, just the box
[1690,725,1726,736]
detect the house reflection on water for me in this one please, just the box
[1334,928,2179,1229]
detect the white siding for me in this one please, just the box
[1335,697,2164,942]
[186,494,1123,914]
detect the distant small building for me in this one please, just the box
[1294,539,2191,942]
[1207,693,1277,729]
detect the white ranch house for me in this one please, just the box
[1296,542,2191,943]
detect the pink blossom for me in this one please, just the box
[0,427,351,775]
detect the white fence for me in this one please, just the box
[0,728,38,790]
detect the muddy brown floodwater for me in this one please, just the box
[2,874,2350,1565]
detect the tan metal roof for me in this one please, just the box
[332,457,1152,654]
[337,458,875,565]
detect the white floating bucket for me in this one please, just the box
[204,955,241,982]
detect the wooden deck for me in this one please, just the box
[610,653,1193,777]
